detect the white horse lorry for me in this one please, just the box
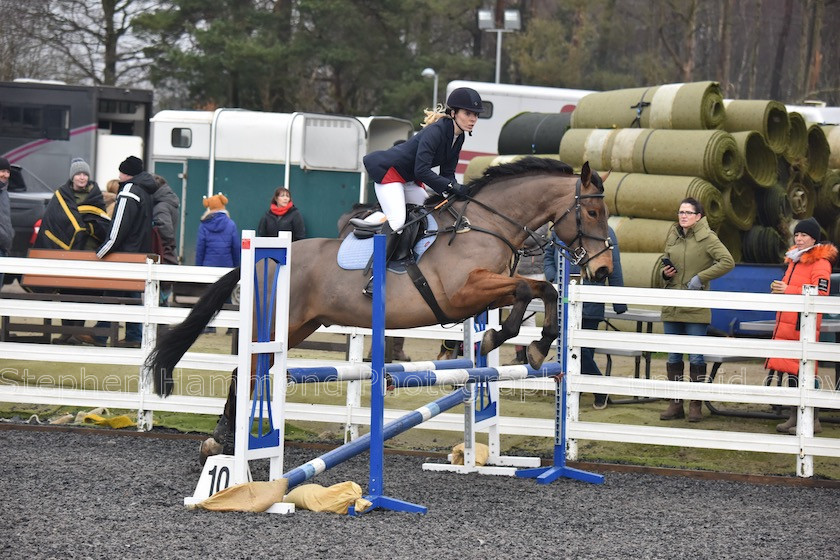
[150,110,413,264]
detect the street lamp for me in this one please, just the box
[421,67,438,109]
[477,8,521,84]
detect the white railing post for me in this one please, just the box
[137,255,160,431]
[796,284,818,477]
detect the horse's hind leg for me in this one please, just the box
[199,367,239,465]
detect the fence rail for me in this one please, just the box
[1,256,839,477]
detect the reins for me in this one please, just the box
[429,175,613,275]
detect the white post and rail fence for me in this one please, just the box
[0,255,838,477]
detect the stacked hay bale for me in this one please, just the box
[480,81,837,287]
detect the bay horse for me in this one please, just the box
[147,157,612,456]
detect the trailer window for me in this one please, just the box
[171,127,192,148]
[0,103,70,140]
[478,101,493,119]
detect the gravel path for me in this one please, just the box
[2,427,838,559]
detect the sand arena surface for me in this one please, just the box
[2,427,838,559]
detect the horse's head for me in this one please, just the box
[550,161,613,281]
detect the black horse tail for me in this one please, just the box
[146,268,241,397]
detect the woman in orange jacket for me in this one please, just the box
[767,217,837,434]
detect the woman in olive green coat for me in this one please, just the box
[659,197,734,422]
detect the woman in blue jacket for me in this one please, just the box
[196,193,240,268]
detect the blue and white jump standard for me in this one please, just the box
[420,311,543,476]
[184,231,296,514]
[515,245,604,485]
[348,233,429,514]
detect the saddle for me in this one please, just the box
[350,205,430,264]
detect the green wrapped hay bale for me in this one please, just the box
[570,81,725,130]
[721,182,756,231]
[784,112,808,164]
[805,124,829,182]
[558,128,621,170]
[742,225,787,264]
[723,99,790,154]
[730,131,776,188]
[825,214,840,247]
[498,112,572,155]
[821,125,840,169]
[715,221,743,263]
[755,184,792,227]
[608,215,675,253]
[603,129,743,185]
[602,172,724,229]
[786,179,816,219]
[618,252,670,288]
[813,170,840,226]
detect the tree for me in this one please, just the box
[20,0,153,86]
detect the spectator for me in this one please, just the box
[768,217,837,434]
[97,155,159,348]
[544,225,626,409]
[196,193,240,268]
[103,179,120,217]
[257,186,305,241]
[659,197,734,422]
[152,174,180,305]
[196,193,239,334]
[0,157,13,289]
[34,158,110,346]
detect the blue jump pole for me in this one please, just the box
[287,358,474,384]
[386,362,563,388]
[281,386,468,490]
[515,247,604,485]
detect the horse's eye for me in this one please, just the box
[587,210,597,218]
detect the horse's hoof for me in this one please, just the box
[526,342,546,369]
[199,437,223,466]
[480,330,498,355]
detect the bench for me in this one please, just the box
[0,249,158,345]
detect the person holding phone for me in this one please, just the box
[659,197,734,422]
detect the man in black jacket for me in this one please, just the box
[97,156,159,347]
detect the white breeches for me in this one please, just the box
[374,181,429,230]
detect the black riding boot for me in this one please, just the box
[363,224,400,297]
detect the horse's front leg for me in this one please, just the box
[480,280,532,358]
[449,269,557,368]
[527,280,558,369]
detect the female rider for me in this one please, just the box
[354,87,484,295]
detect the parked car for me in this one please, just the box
[4,165,52,284]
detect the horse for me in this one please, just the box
[147,157,612,458]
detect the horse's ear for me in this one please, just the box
[601,169,611,183]
[580,161,592,187]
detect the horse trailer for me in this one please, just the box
[150,109,412,264]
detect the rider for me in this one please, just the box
[354,86,484,296]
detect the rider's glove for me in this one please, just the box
[447,183,469,198]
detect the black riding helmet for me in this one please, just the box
[446,87,484,114]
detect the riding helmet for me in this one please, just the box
[446,87,484,114]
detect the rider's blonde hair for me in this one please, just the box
[421,103,449,127]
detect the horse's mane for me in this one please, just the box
[425,157,575,204]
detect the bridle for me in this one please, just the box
[436,175,613,275]
[547,178,613,266]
